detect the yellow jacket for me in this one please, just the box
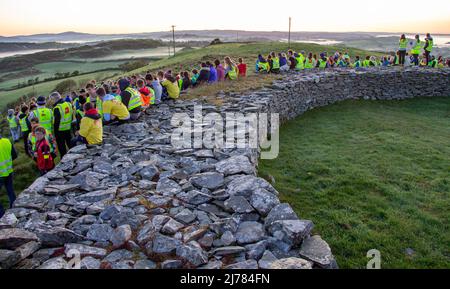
[79,115,103,145]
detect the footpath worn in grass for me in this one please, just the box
[259,97,450,269]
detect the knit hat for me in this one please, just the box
[37,95,46,105]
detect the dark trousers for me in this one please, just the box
[399,51,406,65]
[23,131,30,157]
[0,174,16,218]
[55,130,72,158]
[70,135,87,148]
[424,51,430,65]
[412,54,419,66]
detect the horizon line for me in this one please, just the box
[2,29,450,38]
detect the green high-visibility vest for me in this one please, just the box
[19,115,29,132]
[272,57,280,69]
[113,94,122,102]
[426,38,433,52]
[428,59,437,67]
[353,60,361,68]
[178,79,183,90]
[96,97,103,117]
[318,59,327,68]
[125,87,142,111]
[150,88,155,105]
[296,55,305,70]
[0,138,13,177]
[258,62,269,72]
[399,39,408,50]
[229,67,238,80]
[7,116,17,129]
[28,129,54,153]
[411,40,422,54]
[54,101,73,131]
[305,58,314,69]
[36,107,53,133]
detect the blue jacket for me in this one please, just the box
[209,66,218,82]
[279,57,287,67]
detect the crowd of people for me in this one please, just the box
[256,34,449,72]
[0,33,448,217]
[0,56,249,216]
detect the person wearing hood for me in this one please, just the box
[97,87,130,125]
[6,109,20,143]
[49,92,73,158]
[207,61,218,83]
[197,63,211,84]
[71,102,103,147]
[119,78,142,120]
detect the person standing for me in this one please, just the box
[410,35,422,66]
[424,33,433,65]
[18,105,32,156]
[33,127,55,176]
[0,135,17,218]
[30,96,54,135]
[50,92,73,158]
[6,109,20,143]
[399,34,408,66]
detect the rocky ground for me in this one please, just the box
[2,67,447,270]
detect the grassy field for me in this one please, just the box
[259,97,450,269]
[0,70,122,108]
[0,61,125,90]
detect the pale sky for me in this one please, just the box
[1,0,449,36]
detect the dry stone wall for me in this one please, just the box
[0,67,448,269]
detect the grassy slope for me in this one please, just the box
[259,97,450,269]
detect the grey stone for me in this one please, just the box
[220,231,236,246]
[36,227,84,247]
[258,250,278,269]
[0,249,21,269]
[268,220,314,246]
[80,256,101,269]
[299,235,336,269]
[176,241,208,266]
[156,178,182,196]
[224,196,254,213]
[225,259,259,269]
[215,155,255,176]
[103,249,133,263]
[134,259,157,269]
[75,187,117,203]
[152,233,181,254]
[199,260,223,269]
[250,188,280,216]
[139,165,159,180]
[264,203,298,228]
[161,259,182,269]
[174,209,196,224]
[99,205,122,221]
[235,222,265,245]
[161,218,185,235]
[190,172,225,190]
[110,225,132,248]
[110,208,140,230]
[38,257,68,269]
[212,246,246,256]
[245,240,267,260]
[0,228,39,249]
[177,190,212,205]
[86,224,114,242]
[227,175,277,199]
[269,257,313,269]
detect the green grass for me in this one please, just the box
[0,70,122,108]
[0,61,125,90]
[258,97,450,269]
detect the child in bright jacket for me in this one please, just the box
[34,126,55,175]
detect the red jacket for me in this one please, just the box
[36,139,55,171]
